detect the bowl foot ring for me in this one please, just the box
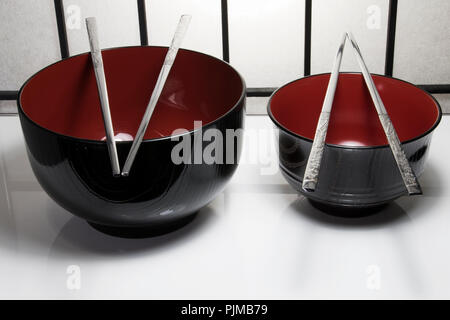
[308,199,388,218]
[87,212,198,239]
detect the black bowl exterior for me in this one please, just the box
[18,99,244,228]
[275,127,433,208]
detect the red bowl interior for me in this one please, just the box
[269,73,440,147]
[19,46,244,141]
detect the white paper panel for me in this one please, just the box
[433,94,450,114]
[64,0,140,55]
[0,101,17,114]
[228,0,305,88]
[311,0,388,74]
[146,0,222,59]
[246,97,270,115]
[395,0,450,84]
[0,0,60,90]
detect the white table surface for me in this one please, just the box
[0,114,449,299]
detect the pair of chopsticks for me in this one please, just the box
[302,32,422,196]
[85,15,191,177]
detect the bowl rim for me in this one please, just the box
[17,45,246,145]
[267,72,443,150]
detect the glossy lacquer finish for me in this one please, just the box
[268,73,442,212]
[18,46,245,237]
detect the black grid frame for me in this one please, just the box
[1,0,449,104]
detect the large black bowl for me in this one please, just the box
[268,73,441,214]
[18,46,245,237]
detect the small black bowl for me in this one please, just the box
[268,73,441,214]
[18,46,245,237]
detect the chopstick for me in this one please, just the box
[121,15,192,176]
[302,33,348,192]
[347,32,422,195]
[85,17,121,176]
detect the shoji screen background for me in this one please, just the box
[1,0,449,114]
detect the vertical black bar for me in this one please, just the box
[221,0,230,62]
[137,0,149,45]
[304,0,312,76]
[54,0,70,58]
[385,0,398,76]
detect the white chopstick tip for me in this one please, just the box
[180,14,192,22]
[85,17,96,27]
[347,32,361,50]
[302,180,317,193]
[407,184,423,196]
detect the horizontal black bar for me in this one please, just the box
[0,300,413,318]
[246,88,276,97]
[0,91,18,100]
[137,0,148,46]
[418,84,450,94]
[54,0,69,59]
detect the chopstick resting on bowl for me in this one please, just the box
[347,32,422,195]
[85,17,121,176]
[121,14,192,176]
[302,32,348,192]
